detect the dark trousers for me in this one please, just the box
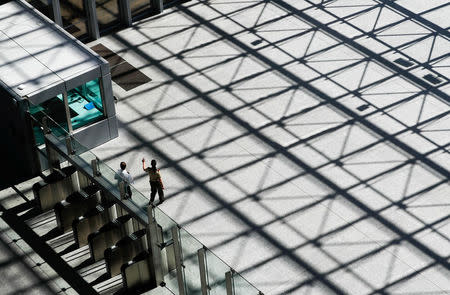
[150,181,164,203]
[126,185,132,199]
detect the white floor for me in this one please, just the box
[92,0,450,294]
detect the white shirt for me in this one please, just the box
[116,168,134,185]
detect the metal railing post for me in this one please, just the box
[65,136,74,155]
[198,247,209,295]
[91,158,100,176]
[42,116,50,134]
[171,226,186,295]
[225,270,233,295]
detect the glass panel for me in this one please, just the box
[60,0,88,39]
[128,184,148,209]
[165,262,179,295]
[27,0,52,19]
[29,95,69,132]
[27,93,263,295]
[179,229,202,295]
[29,114,46,146]
[97,159,122,198]
[96,0,120,32]
[206,251,229,295]
[233,273,259,295]
[130,0,153,20]
[75,149,97,176]
[154,206,177,242]
[68,78,104,130]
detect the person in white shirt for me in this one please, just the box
[115,162,134,199]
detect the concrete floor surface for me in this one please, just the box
[91,0,450,294]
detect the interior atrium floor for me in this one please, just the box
[89,0,450,294]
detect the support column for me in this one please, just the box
[49,0,63,26]
[84,0,100,40]
[152,0,163,14]
[118,0,132,27]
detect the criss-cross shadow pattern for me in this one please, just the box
[91,0,450,294]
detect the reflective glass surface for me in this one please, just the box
[96,0,120,32]
[69,78,105,130]
[60,0,88,39]
[28,101,262,295]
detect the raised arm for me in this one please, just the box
[142,158,147,171]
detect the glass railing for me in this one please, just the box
[28,103,262,295]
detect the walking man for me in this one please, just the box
[142,158,164,205]
[115,162,134,199]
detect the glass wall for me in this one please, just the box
[68,78,105,129]
[96,0,120,32]
[60,0,89,39]
[29,93,70,137]
[29,78,104,143]
[26,0,52,19]
[130,0,153,20]
[29,105,263,295]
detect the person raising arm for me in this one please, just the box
[142,158,164,205]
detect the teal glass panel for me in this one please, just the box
[29,95,69,134]
[68,78,104,130]
[76,79,103,111]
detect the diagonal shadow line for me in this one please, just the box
[149,2,450,157]
[197,133,449,253]
[111,8,450,274]
[111,82,449,205]
[117,82,449,201]
[112,46,450,295]
[177,2,450,179]
[280,215,450,294]
[180,154,448,245]
[119,69,443,162]
[0,227,58,294]
[270,0,450,103]
[383,242,399,285]
[130,29,447,157]
[370,2,384,32]
[369,260,445,295]
[118,15,442,118]
[426,34,438,63]
[375,0,450,38]
[302,1,450,87]
[117,119,348,294]
[0,204,97,295]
